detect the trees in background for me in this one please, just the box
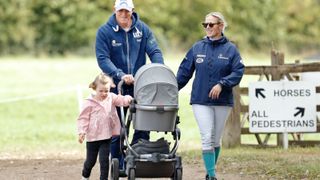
[0,0,319,55]
[0,0,33,54]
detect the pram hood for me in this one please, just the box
[134,63,178,106]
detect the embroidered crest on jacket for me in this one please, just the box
[133,27,143,39]
[196,54,205,63]
[196,58,204,63]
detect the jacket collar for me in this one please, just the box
[203,35,228,46]
[86,94,106,105]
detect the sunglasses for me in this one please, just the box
[202,22,220,28]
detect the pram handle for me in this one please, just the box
[116,79,140,157]
[117,80,124,95]
[135,104,178,111]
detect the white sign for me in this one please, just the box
[249,81,317,133]
[301,72,320,120]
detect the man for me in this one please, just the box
[95,0,164,174]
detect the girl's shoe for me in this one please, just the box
[81,176,89,180]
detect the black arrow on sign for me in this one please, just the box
[294,107,305,117]
[255,88,266,98]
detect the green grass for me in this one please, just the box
[0,57,97,155]
[0,57,200,154]
[0,56,319,152]
[227,147,320,179]
[181,147,320,179]
[0,56,319,178]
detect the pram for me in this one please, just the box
[111,63,183,180]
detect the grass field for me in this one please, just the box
[0,55,319,151]
[0,56,319,179]
[0,56,202,156]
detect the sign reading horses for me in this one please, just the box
[249,81,317,133]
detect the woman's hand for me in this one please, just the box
[121,74,134,85]
[209,84,222,99]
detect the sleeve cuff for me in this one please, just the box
[116,72,125,81]
[218,81,225,88]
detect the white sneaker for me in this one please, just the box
[81,176,89,180]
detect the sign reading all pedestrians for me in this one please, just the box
[249,81,317,133]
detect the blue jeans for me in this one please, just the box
[110,130,149,169]
[110,107,150,169]
[131,130,150,145]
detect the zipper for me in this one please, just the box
[125,32,130,74]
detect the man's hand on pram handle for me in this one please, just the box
[121,74,134,85]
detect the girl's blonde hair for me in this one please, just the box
[89,73,115,90]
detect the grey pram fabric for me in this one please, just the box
[133,63,179,132]
[134,63,178,106]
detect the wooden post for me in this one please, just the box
[222,86,241,148]
[270,49,285,146]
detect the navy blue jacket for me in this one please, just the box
[95,12,164,95]
[177,36,244,106]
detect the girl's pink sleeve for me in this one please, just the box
[111,93,132,107]
[77,103,91,134]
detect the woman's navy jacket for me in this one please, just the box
[177,36,245,106]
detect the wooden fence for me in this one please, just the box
[222,50,320,148]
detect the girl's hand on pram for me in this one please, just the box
[127,95,133,103]
[78,133,85,144]
[121,74,134,85]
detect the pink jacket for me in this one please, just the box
[77,93,132,142]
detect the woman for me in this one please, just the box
[176,12,244,180]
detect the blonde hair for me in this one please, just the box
[206,12,228,33]
[89,73,115,90]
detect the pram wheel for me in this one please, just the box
[128,168,135,180]
[172,168,182,180]
[111,158,119,180]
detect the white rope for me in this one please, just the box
[76,84,83,112]
[0,86,84,104]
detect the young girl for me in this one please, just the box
[77,73,132,180]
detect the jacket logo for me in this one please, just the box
[133,27,143,39]
[196,58,204,63]
[218,54,229,60]
[196,54,206,58]
[112,40,122,47]
[112,25,119,32]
